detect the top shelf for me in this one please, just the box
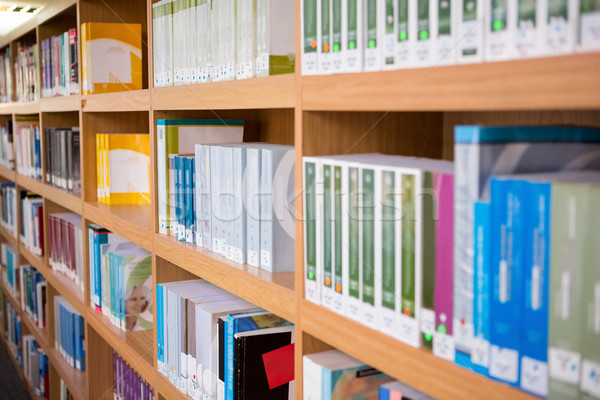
[302,53,600,112]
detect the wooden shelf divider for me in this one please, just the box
[81,90,151,113]
[47,348,87,400]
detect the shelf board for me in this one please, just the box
[40,95,81,112]
[16,174,45,195]
[84,202,153,251]
[152,74,295,110]
[11,101,41,115]
[0,224,19,249]
[0,165,16,181]
[43,184,82,214]
[20,245,46,273]
[81,89,150,112]
[154,234,296,323]
[47,348,87,400]
[1,280,20,312]
[19,300,50,351]
[36,0,78,24]
[302,53,600,111]
[43,263,85,316]
[86,308,155,385]
[156,371,188,400]
[300,300,538,400]
[0,102,14,114]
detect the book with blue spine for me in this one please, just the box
[471,201,490,376]
[488,177,524,387]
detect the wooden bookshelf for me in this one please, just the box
[0,0,596,399]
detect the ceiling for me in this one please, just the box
[0,1,53,38]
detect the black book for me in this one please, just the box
[233,327,294,400]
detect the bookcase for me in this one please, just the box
[0,0,598,399]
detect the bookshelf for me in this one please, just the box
[0,0,596,399]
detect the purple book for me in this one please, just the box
[434,172,455,361]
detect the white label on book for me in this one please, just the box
[217,379,225,400]
[398,314,420,348]
[581,360,600,398]
[531,265,541,310]
[248,250,259,268]
[234,247,244,265]
[499,259,509,303]
[177,224,186,242]
[520,356,548,397]
[421,308,435,335]
[581,12,600,50]
[490,345,519,383]
[196,232,203,248]
[305,280,318,303]
[549,347,581,384]
[471,336,490,368]
[595,282,600,333]
[261,249,271,269]
[433,332,455,362]
[186,228,194,244]
[560,271,571,319]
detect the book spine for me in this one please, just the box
[471,201,490,375]
[322,163,334,309]
[489,178,523,386]
[346,165,361,320]
[361,166,377,328]
[420,171,435,350]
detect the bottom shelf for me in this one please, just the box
[300,300,538,400]
[46,348,86,400]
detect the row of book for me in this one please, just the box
[48,212,84,294]
[95,133,151,205]
[0,119,13,169]
[19,191,44,256]
[5,301,22,366]
[45,127,81,193]
[88,226,153,332]
[156,279,295,399]
[40,28,79,98]
[1,243,18,292]
[152,0,295,87]
[23,335,50,399]
[301,0,600,76]
[54,296,85,372]
[19,264,47,330]
[304,349,431,399]
[15,120,42,180]
[113,351,155,400]
[302,154,454,354]
[0,47,12,103]
[14,42,39,102]
[0,182,17,236]
[81,22,143,95]
[157,119,296,272]
[0,183,17,236]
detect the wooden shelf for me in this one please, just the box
[12,101,41,115]
[0,224,19,249]
[40,95,81,112]
[0,102,15,114]
[152,74,295,110]
[42,264,85,316]
[19,300,50,351]
[0,165,16,181]
[36,0,78,25]
[47,348,87,400]
[86,308,155,385]
[1,279,20,312]
[84,202,153,251]
[156,371,187,400]
[302,53,600,112]
[300,300,537,400]
[43,184,82,214]
[81,90,150,112]
[19,245,46,273]
[154,234,296,323]
[16,174,46,195]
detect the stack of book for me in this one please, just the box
[0,182,16,235]
[156,279,295,398]
[5,301,22,366]
[80,22,142,95]
[0,46,11,102]
[54,296,85,372]
[157,119,296,272]
[0,119,13,169]
[47,213,83,293]
[152,0,295,87]
[453,125,600,397]
[14,42,39,102]
[15,119,42,180]
[40,28,79,98]
[22,335,49,399]
[45,127,81,193]
[303,154,454,354]
[88,230,152,332]
[19,191,44,256]
[301,1,600,76]
[1,242,18,293]
[19,264,47,329]
[113,351,154,399]
[95,133,150,205]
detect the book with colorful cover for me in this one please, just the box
[104,133,150,205]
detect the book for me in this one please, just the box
[379,380,433,399]
[80,22,142,94]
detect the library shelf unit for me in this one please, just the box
[0,0,597,399]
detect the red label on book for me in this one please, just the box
[262,343,294,389]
